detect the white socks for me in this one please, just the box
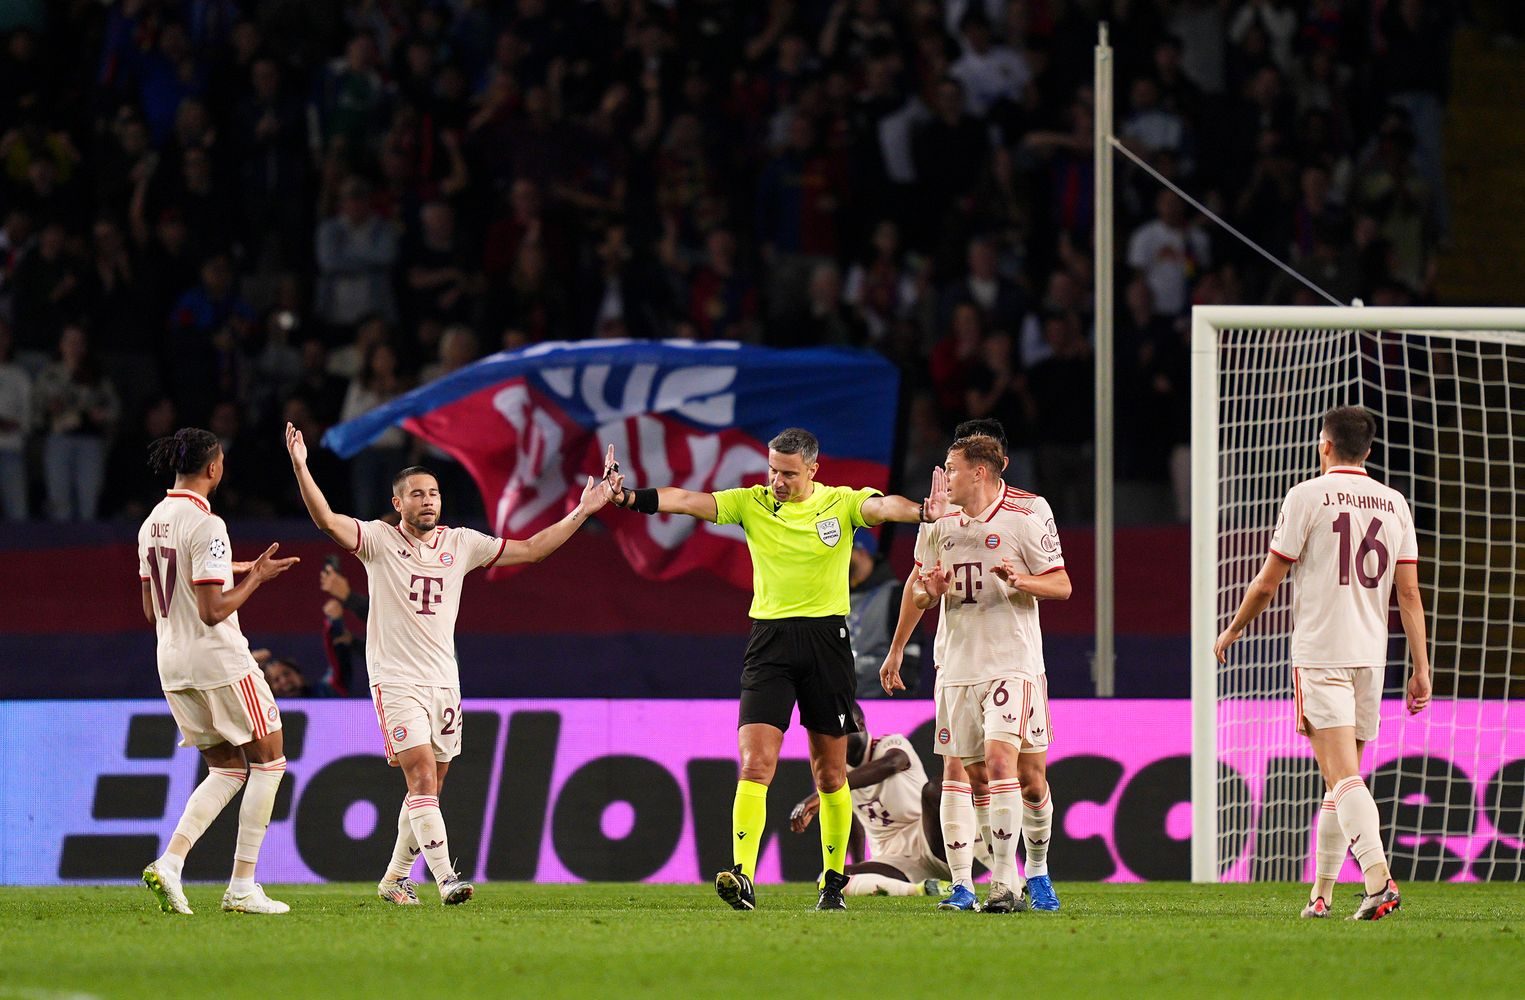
[940,780,975,888]
[845,873,924,896]
[167,766,247,862]
[386,799,422,881]
[405,794,455,884]
[973,791,992,869]
[988,778,1022,887]
[1332,775,1387,890]
[234,758,286,867]
[1312,791,1345,899]
[1022,787,1053,878]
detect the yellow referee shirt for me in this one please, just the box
[713,483,881,620]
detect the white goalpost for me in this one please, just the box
[1190,305,1525,883]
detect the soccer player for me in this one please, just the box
[603,428,947,910]
[880,418,1006,912]
[788,703,951,898]
[886,433,1070,913]
[285,421,618,905]
[138,428,300,915]
[1215,406,1431,921]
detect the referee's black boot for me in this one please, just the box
[715,865,756,911]
[816,870,849,911]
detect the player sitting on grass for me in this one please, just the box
[1215,406,1431,920]
[789,703,951,897]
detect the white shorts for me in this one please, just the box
[164,670,282,749]
[1295,666,1382,741]
[371,683,463,763]
[934,674,1052,759]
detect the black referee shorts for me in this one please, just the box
[738,616,859,737]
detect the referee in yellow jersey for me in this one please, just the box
[604,428,948,910]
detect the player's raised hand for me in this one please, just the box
[879,647,907,696]
[601,444,626,504]
[576,475,611,515]
[922,561,951,600]
[249,542,300,584]
[1213,625,1240,664]
[1406,668,1431,715]
[284,421,308,467]
[923,465,949,521]
[230,560,254,575]
[789,795,820,833]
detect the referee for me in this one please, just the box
[604,428,948,910]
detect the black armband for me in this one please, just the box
[632,487,660,514]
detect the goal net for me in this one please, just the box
[1190,306,1525,883]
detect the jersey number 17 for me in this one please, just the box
[146,546,179,616]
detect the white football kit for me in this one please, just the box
[1269,466,1419,739]
[851,734,950,883]
[138,490,280,748]
[914,486,1064,758]
[349,518,506,761]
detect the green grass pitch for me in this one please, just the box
[2,882,1521,998]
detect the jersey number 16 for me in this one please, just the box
[1331,513,1387,588]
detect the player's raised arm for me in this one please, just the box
[490,471,620,566]
[1394,561,1432,714]
[285,421,360,551]
[601,443,720,521]
[859,465,949,526]
[1212,551,1293,663]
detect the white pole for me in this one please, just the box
[1093,23,1115,697]
[1189,308,1219,883]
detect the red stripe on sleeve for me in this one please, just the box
[1269,547,1297,563]
[482,537,508,569]
[348,518,364,554]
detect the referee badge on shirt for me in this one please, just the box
[815,517,841,547]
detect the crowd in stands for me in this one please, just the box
[0,0,1456,525]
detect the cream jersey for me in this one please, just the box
[1269,466,1418,668]
[137,490,256,691]
[914,486,1065,686]
[349,519,507,687]
[851,733,929,855]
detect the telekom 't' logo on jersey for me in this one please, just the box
[409,575,444,615]
[952,562,983,605]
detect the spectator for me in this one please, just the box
[1028,313,1094,523]
[1127,190,1211,319]
[940,235,1028,336]
[10,221,84,358]
[964,331,1037,489]
[401,200,478,330]
[315,176,400,331]
[166,252,254,424]
[929,301,984,427]
[949,11,1031,119]
[847,529,914,698]
[34,324,118,521]
[340,340,409,516]
[687,229,759,342]
[778,262,864,349]
[0,320,30,520]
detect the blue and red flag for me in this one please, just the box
[324,340,900,588]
